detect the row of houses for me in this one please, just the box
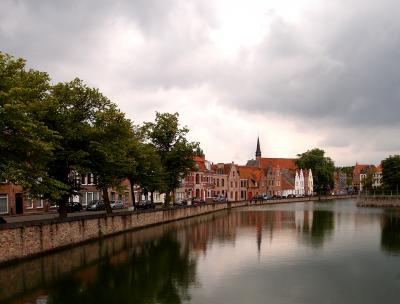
[333,163,383,194]
[176,138,314,202]
[0,137,313,216]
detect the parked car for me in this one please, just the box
[136,200,155,210]
[213,196,227,203]
[66,201,82,212]
[261,195,272,200]
[192,197,205,205]
[173,199,188,207]
[110,200,124,210]
[86,200,105,211]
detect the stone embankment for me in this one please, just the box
[0,202,246,265]
[0,195,354,265]
[357,195,400,207]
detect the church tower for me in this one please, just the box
[256,136,262,166]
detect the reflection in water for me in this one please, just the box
[46,234,197,304]
[300,210,335,247]
[1,200,400,304]
[381,213,400,255]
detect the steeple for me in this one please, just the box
[255,136,262,158]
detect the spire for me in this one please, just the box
[255,136,261,158]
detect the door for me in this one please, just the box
[15,193,23,214]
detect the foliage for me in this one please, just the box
[381,155,400,191]
[88,106,134,213]
[0,52,60,196]
[37,78,115,216]
[295,148,335,195]
[0,52,202,216]
[143,112,199,204]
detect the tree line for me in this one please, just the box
[0,52,200,217]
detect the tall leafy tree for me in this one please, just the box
[136,143,166,204]
[0,52,59,197]
[39,78,114,217]
[88,106,134,214]
[295,148,335,195]
[381,155,400,191]
[143,112,199,205]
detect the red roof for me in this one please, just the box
[353,164,370,176]
[238,166,262,183]
[281,177,294,190]
[259,158,297,170]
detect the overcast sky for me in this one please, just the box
[1,0,399,166]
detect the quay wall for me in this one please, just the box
[0,202,247,265]
[0,195,355,265]
[357,195,400,207]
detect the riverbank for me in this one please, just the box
[357,195,400,207]
[0,195,355,265]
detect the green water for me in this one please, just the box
[1,199,400,303]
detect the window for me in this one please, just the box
[26,196,34,209]
[87,192,94,204]
[0,195,8,214]
[217,179,220,187]
[195,174,200,184]
[37,198,44,208]
[87,174,92,185]
[81,174,87,185]
[222,179,225,187]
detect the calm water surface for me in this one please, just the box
[1,199,400,303]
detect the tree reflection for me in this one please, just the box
[381,214,400,255]
[301,210,334,247]
[46,233,197,304]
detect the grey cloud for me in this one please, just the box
[1,0,399,165]
[216,0,400,128]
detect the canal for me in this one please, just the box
[1,198,400,303]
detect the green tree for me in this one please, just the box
[295,148,335,195]
[136,143,166,204]
[39,78,114,217]
[381,155,400,191]
[0,52,60,198]
[143,112,199,205]
[88,106,134,214]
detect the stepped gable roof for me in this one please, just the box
[238,166,262,183]
[260,158,297,170]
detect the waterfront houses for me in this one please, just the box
[353,163,383,192]
[247,137,314,197]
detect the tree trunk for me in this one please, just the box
[58,195,69,218]
[102,188,113,214]
[150,191,154,204]
[165,191,171,206]
[129,178,136,208]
